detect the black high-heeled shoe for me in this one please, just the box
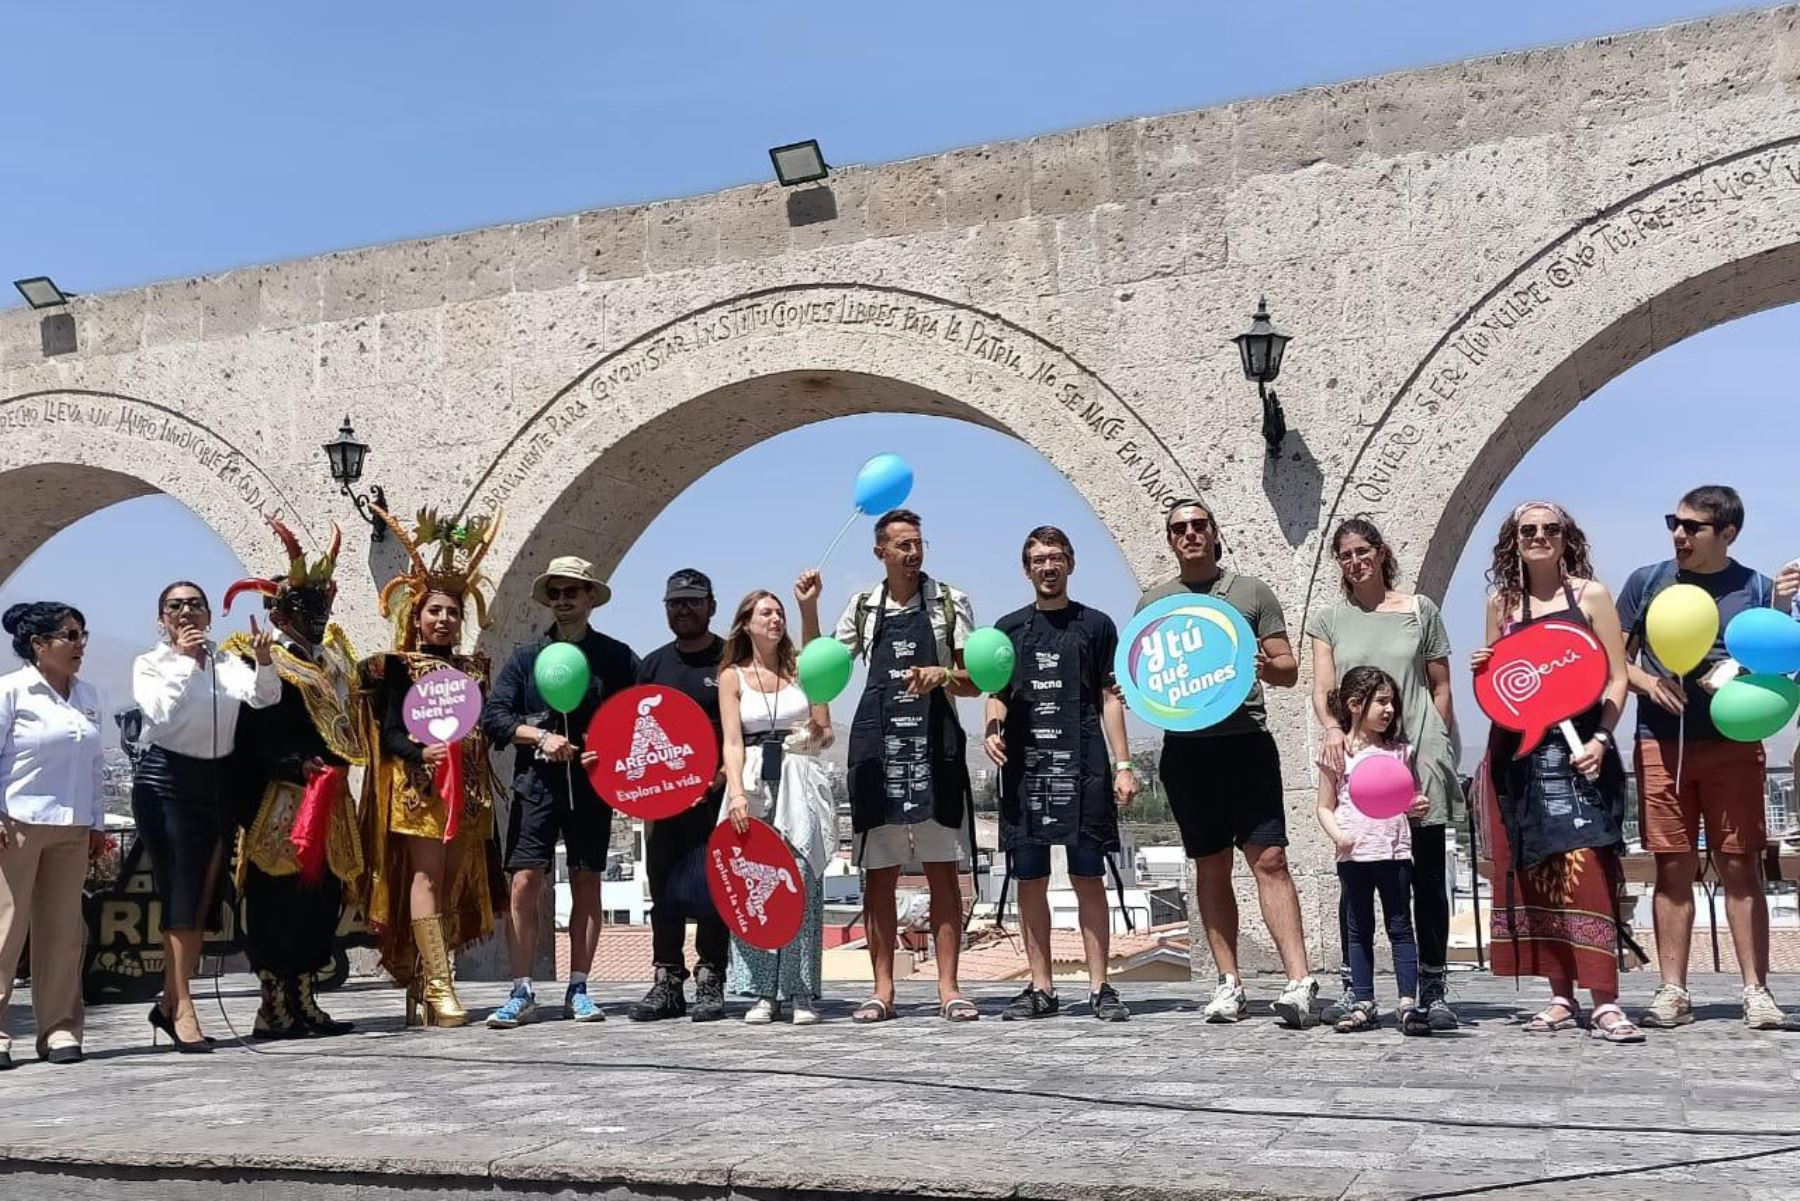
[147,1005,214,1053]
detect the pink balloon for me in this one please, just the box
[1347,754,1415,820]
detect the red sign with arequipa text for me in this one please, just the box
[586,685,719,820]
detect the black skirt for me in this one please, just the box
[130,745,230,931]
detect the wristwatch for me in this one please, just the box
[1592,729,1613,746]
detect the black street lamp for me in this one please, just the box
[322,416,387,541]
[1232,297,1291,456]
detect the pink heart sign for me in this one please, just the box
[402,668,483,746]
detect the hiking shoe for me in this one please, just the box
[564,981,605,1022]
[1002,985,1060,1021]
[1319,974,1357,1025]
[1202,975,1248,1023]
[1090,983,1131,1022]
[1419,971,1460,1032]
[485,983,537,1029]
[1272,976,1321,1029]
[744,998,778,1025]
[690,964,725,1024]
[628,968,686,1022]
[1639,984,1694,1029]
[1743,985,1790,1030]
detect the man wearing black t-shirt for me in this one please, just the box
[983,527,1137,1022]
[630,569,732,1023]
[482,556,639,1029]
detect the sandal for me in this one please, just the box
[1589,1003,1646,1044]
[1333,1000,1380,1033]
[851,997,895,1024]
[1398,1003,1432,1037]
[1524,996,1581,1033]
[940,997,980,1022]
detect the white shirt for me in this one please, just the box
[833,576,974,666]
[0,666,105,830]
[131,641,280,760]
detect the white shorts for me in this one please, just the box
[854,819,967,870]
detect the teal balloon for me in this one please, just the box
[964,627,1016,694]
[853,453,913,515]
[534,642,591,713]
[1711,673,1800,743]
[798,637,853,704]
[1725,607,1800,676]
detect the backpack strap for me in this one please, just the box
[1629,559,1681,642]
[848,590,873,662]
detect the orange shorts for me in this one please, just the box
[1635,737,1767,855]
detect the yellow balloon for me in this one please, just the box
[1645,583,1719,676]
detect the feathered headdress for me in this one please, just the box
[373,505,501,647]
[222,516,343,614]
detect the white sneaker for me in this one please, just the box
[1273,976,1321,1029]
[791,998,820,1025]
[744,998,777,1025]
[1202,975,1248,1023]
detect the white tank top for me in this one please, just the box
[733,666,810,734]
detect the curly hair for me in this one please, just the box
[1331,518,1398,597]
[1484,500,1594,615]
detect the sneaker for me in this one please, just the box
[1743,985,1790,1031]
[1272,976,1321,1029]
[1419,971,1460,1032]
[1002,985,1060,1021]
[485,983,537,1029]
[791,997,820,1025]
[43,1044,83,1065]
[628,968,686,1022]
[1202,975,1248,1023]
[1090,983,1131,1022]
[564,982,605,1022]
[1319,973,1357,1025]
[745,998,778,1025]
[690,964,725,1024]
[1639,983,1695,1029]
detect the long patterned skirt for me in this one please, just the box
[1490,847,1623,995]
[727,872,824,1003]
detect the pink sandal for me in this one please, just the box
[1589,1003,1646,1043]
[1524,996,1581,1032]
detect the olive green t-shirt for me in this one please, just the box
[1135,570,1287,739]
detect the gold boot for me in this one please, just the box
[410,916,468,1027]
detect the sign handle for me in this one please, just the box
[1558,720,1582,757]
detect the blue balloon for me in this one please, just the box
[1725,607,1800,676]
[853,453,914,515]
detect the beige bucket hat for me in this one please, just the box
[531,555,612,607]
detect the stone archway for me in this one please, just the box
[461,283,1203,648]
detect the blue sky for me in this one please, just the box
[3,0,1794,756]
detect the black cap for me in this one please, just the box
[664,568,713,601]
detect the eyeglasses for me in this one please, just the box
[1167,518,1214,537]
[162,598,208,614]
[1026,552,1069,569]
[544,584,591,601]
[886,539,928,554]
[1665,514,1719,536]
[1335,545,1377,564]
[1516,523,1564,540]
[40,629,88,645]
[665,596,708,609]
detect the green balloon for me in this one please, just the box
[797,637,853,704]
[1710,673,1800,743]
[964,626,1017,694]
[534,641,591,713]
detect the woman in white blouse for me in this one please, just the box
[0,602,106,1067]
[131,581,276,1051]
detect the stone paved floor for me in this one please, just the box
[3,972,1800,1200]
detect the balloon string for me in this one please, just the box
[1675,708,1685,794]
[815,508,860,573]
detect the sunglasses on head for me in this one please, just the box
[1167,518,1214,537]
[1516,522,1564,540]
[1664,514,1719,536]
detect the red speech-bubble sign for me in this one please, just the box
[1473,618,1609,757]
[586,685,720,820]
[706,819,806,951]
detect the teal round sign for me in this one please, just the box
[1114,594,1258,732]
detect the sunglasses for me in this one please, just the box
[1167,518,1214,537]
[162,598,209,614]
[544,584,591,601]
[1516,522,1564,540]
[1664,514,1719,536]
[665,596,709,609]
[39,629,88,645]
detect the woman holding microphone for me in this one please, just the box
[131,581,277,1052]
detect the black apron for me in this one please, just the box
[999,611,1115,853]
[846,587,969,837]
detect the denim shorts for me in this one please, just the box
[1007,840,1108,881]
